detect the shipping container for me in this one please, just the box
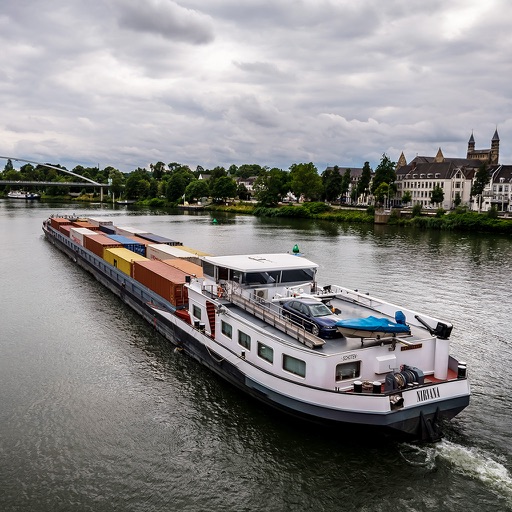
[70,227,99,246]
[116,226,149,237]
[87,217,114,227]
[179,245,211,257]
[136,233,182,246]
[126,235,150,246]
[133,260,188,307]
[104,247,149,277]
[84,234,123,258]
[60,225,72,237]
[50,217,73,231]
[162,258,203,278]
[99,224,117,235]
[106,235,146,256]
[71,221,101,231]
[146,244,200,265]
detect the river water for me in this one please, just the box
[1,201,511,511]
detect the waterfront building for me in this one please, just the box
[396,130,512,212]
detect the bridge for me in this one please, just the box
[0,180,108,188]
[0,156,112,201]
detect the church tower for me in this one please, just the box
[396,151,407,170]
[467,132,475,157]
[490,128,499,164]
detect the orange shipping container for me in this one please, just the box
[162,258,203,278]
[127,235,150,246]
[71,221,101,231]
[60,225,72,237]
[133,260,188,307]
[51,217,73,230]
[84,234,123,258]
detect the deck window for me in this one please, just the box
[283,354,306,378]
[202,261,215,278]
[238,330,251,350]
[281,268,315,283]
[221,320,232,339]
[336,361,361,381]
[257,342,273,363]
[192,304,201,320]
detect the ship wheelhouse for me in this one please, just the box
[200,253,319,301]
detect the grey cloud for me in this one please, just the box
[111,0,214,45]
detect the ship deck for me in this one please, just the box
[222,294,430,357]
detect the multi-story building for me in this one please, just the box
[396,130,512,211]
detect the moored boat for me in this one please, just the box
[7,190,40,200]
[42,215,470,442]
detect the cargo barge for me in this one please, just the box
[43,215,470,441]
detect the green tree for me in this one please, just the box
[471,163,490,212]
[125,171,150,200]
[237,164,264,178]
[211,176,237,202]
[401,190,412,205]
[356,161,372,201]
[340,169,351,203]
[108,168,125,199]
[254,168,290,206]
[321,166,342,202]
[185,179,209,202]
[430,185,444,206]
[150,161,166,180]
[289,162,322,202]
[371,154,396,197]
[454,192,461,208]
[373,182,389,206]
[148,178,159,199]
[4,158,14,173]
[166,169,195,202]
[20,163,36,180]
[412,203,422,217]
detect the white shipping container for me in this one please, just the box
[87,217,114,227]
[146,244,201,265]
[116,226,147,236]
[70,227,99,246]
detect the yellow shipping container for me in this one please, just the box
[104,247,149,277]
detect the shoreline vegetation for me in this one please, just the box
[13,193,510,234]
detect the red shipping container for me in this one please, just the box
[84,234,123,258]
[60,225,72,237]
[133,260,188,307]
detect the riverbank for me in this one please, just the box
[7,193,510,234]
[206,202,512,234]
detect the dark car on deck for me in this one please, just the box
[281,298,340,338]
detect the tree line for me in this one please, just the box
[3,154,489,208]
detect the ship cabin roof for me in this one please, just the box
[201,253,318,286]
[202,253,318,273]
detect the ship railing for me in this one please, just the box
[227,289,325,349]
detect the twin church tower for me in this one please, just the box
[466,128,500,165]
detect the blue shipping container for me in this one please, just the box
[136,232,182,246]
[107,235,146,256]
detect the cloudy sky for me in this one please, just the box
[1,0,511,174]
